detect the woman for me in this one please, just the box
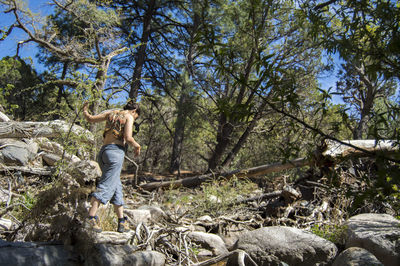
[83,100,141,233]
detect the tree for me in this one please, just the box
[336,58,397,140]
[306,0,400,140]
[197,0,325,170]
[0,56,45,120]
[0,0,128,125]
[310,0,400,79]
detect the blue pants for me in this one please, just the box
[92,144,125,206]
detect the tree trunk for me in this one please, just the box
[322,139,399,158]
[221,100,267,168]
[129,0,156,101]
[208,114,234,170]
[169,90,188,174]
[0,111,10,122]
[142,157,309,190]
[170,8,200,174]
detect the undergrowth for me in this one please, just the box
[164,175,258,217]
[311,223,347,245]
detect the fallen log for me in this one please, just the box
[322,139,399,159]
[0,120,94,144]
[0,111,10,122]
[140,158,310,191]
[0,166,54,176]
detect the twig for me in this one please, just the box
[125,155,139,186]
[6,178,12,207]
[192,250,258,266]
[0,203,25,218]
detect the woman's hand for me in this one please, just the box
[133,142,141,157]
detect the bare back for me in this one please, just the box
[103,110,133,146]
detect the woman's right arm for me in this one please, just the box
[83,102,109,123]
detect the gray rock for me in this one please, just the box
[125,209,152,225]
[188,231,229,256]
[42,152,62,166]
[232,226,337,265]
[87,244,165,266]
[138,205,168,221]
[332,247,383,266]
[0,239,79,266]
[0,139,38,166]
[344,213,400,266]
[67,160,101,185]
[92,230,135,245]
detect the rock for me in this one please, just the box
[222,224,249,250]
[197,215,213,223]
[67,160,101,185]
[0,139,38,166]
[231,226,337,265]
[87,245,165,266]
[42,152,62,166]
[125,209,152,225]
[92,230,135,245]
[332,247,383,266]
[0,239,80,266]
[344,213,400,266]
[138,205,167,222]
[187,231,228,256]
[36,137,64,155]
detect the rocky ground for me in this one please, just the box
[0,123,399,265]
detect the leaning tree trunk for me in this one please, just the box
[141,139,400,191]
[142,158,309,191]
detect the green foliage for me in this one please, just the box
[1,191,38,222]
[311,223,347,245]
[165,176,257,217]
[0,56,44,120]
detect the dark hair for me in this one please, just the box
[123,101,140,116]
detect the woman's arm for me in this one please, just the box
[124,114,141,157]
[83,102,109,123]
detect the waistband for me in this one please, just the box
[101,144,126,151]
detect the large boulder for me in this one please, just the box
[0,138,38,166]
[332,247,383,266]
[230,226,337,265]
[344,213,400,266]
[0,239,79,266]
[86,244,165,266]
